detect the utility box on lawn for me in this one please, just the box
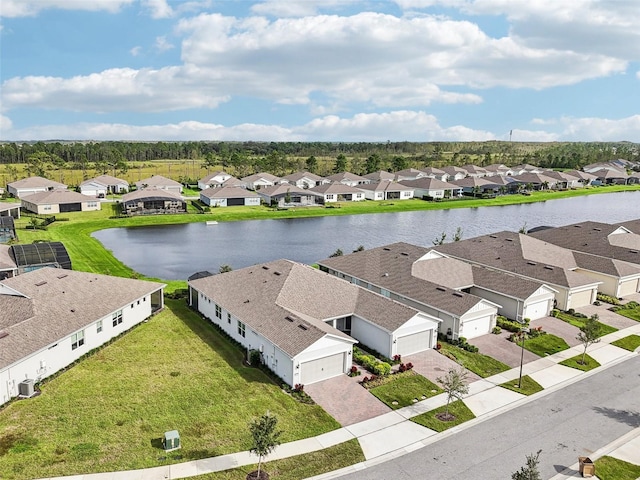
[579,457,595,477]
[163,430,180,452]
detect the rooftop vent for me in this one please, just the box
[436,287,446,292]
[383,247,391,251]
[382,273,389,277]
[262,266,269,270]
[489,235,497,238]
[244,299,250,303]
[544,266,554,270]
[35,281,47,286]
[400,252,409,256]
[0,332,8,339]
[629,250,638,254]
[57,274,68,279]
[505,238,513,242]
[298,324,308,331]
[527,261,537,266]
[273,271,281,276]
[593,228,601,231]
[285,316,295,322]
[452,292,463,297]
[574,225,582,228]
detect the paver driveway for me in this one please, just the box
[471,331,539,368]
[530,316,581,346]
[304,373,391,426]
[403,349,481,384]
[578,303,638,330]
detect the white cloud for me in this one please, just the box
[130,46,142,57]
[250,0,351,17]
[154,36,174,52]
[0,114,12,132]
[556,115,640,142]
[0,0,134,17]
[142,0,173,19]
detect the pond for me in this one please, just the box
[93,191,640,280]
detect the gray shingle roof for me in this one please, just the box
[399,178,461,191]
[122,187,183,202]
[200,186,259,199]
[0,268,165,369]
[20,190,97,205]
[81,175,129,187]
[8,176,67,189]
[309,183,364,195]
[135,175,181,188]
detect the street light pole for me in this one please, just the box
[518,328,526,389]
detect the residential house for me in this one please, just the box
[80,175,129,197]
[240,172,282,190]
[450,177,504,196]
[484,164,514,177]
[0,245,16,279]
[540,171,583,189]
[582,162,629,174]
[363,171,395,183]
[393,168,428,181]
[7,176,67,199]
[309,183,366,203]
[440,166,468,181]
[188,259,440,386]
[0,202,20,219]
[256,184,323,207]
[565,170,597,186]
[420,167,449,181]
[121,188,186,215]
[200,186,261,207]
[324,172,370,187]
[399,178,462,199]
[8,242,72,275]
[0,267,165,405]
[21,190,101,214]
[509,172,560,190]
[461,165,489,178]
[0,217,16,244]
[281,172,329,189]
[511,164,544,175]
[590,168,628,185]
[432,231,607,310]
[318,244,500,340]
[357,181,414,201]
[135,175,183,194]
[198,171,236,190]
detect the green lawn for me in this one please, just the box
[438,342,510,378]
[368,371,442,409]
[594,456,640,480]
[190,439,365,480]
[611,334,640,352]
[0,300,339,479]
[411,400,476,432]
[521,334,570,357]
[612,303,640,322]
[499,375,544,396]
[559,353,601,371]
[554,311,618,336]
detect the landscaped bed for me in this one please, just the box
[594,455,640,480]
[411,400,476,432]
[367,371,442,409]
[559,354,601,371]
[499,375,544,396]
[438,341,510,378]
[0,300,340,479]
[611,334,640,352]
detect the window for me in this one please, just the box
[215,304,222,319]
[112,310,123,327]
[326,194,334,200]
[237,320,246,338]
[96,320,103,333]
[227,312,231,324]
[71,330,85,350]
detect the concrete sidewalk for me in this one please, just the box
[39,322,640,480]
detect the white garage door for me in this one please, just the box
[569,289,594,309]
[619,279,639,297]
[396,330,432,356]
[524,299,551,320]
[300,353,345,385]
[461,316,492,339]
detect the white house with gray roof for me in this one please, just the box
[0,268,165,406]
[7,176,67,199]
[200,186,261,207]
[21,190,101,214]
[188,260,440,386]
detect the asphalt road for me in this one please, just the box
[336,355,640,480]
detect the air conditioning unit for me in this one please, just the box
[18,379,35,398]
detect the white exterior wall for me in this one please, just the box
[0,293,156,406]
[362,190,385,200]
[567,287,598,309]
[351,315,392,357]
[245,197,261,206]
[470,287,520,321]
[400,190,414,199]
[8,187,49,198]
[80,183,107,197]
[414,187,445,199]
[573,269,628,298]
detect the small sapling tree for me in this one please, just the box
[436,367,469,420]
[577,314,601,365]
[249,411,282,480]
[512,450,542,480]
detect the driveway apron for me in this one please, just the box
[578,303,639,330]
[530,316,581,346]
[403,349,481,384]
[304,374,391,427]
[471,331,539,368]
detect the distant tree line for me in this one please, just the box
[0,141,637,180]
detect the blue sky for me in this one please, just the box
[1,0,639,142]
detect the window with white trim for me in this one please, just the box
[237,320,246,338]
[112,310,123,327]
[227,312,231,324]
[96,320,103,333]
[71,330,85,350]
[215,304,222,319]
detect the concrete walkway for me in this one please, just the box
[39,322,640,480]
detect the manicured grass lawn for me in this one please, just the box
[368,371,442,409]
[559,353,601,371]
[438,342,510,378]
[554,311,618,336]
[0,300,339,479]
[499,375,544,396]
[191,439,365,479]
[612,303,640,322]
[521,333,570,357]
[611,334,640,351]
[594,456,640,480]
[411,400,475,432]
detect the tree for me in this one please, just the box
[219,264,233,273]
[249,412,282,480]
[391,155,407,172]
[334,153,347,173]
[511,450,542,480]
[436,367,469,419]
[329,248,343,257]
[305,155,318,173]
[433,232,447,245]
[577,314,601,365]
[365,153,380,174]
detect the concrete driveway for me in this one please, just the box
[530,316,581,347]
[304,374,391,427]
[403,349,481,384]
[471,331,539,368]
[577,303,638,330]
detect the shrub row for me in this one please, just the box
[353,346,392,376]
[597,293,621,305]
[497,316,529,333]
[449,336,479,353]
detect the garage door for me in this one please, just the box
[300,353,345,385]
[569,289,594,309]
[618,279,639,297]
[396,330,432,356]
[524,299,550,320]
[461,316,492,339]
